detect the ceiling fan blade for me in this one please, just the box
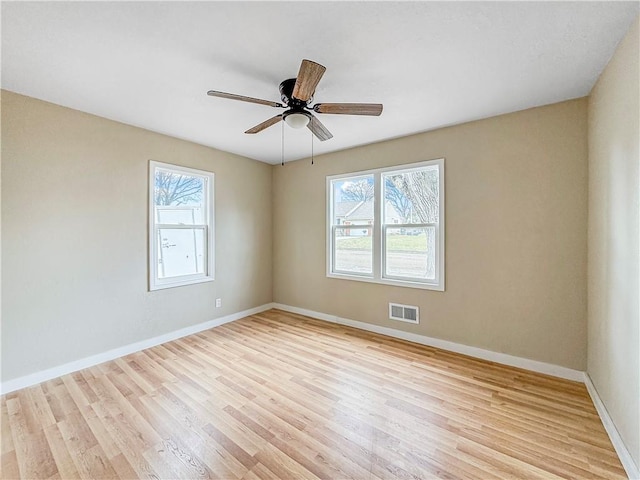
[207,90,283,108]
[313,103,383,116]
[307,114,333,142]
[292,59,326,102]
[245,115,283,134]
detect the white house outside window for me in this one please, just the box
[327,159,444,291]
[149,161,214,290]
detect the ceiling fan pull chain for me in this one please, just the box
[281,117,285,166]
[311,117,315,165]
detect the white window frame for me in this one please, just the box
[326,158,445,291]
[149,161,215,291]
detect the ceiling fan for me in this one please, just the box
[207,59,383,142]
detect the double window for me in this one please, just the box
[149,161,214,290]
[327,159,444,290]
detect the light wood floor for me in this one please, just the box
[1,309,626,479]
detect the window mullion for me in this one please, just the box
[156,224,207,229]
[390,223,435,228]
[373,171,382,280]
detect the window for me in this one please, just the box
[327,159,444,290]
[149,161,214,290]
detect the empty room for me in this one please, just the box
[1,2,639,479]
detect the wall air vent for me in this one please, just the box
[389,303,419,324]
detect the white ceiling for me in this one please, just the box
[2,2,638,164]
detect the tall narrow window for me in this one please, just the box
[149,161,214,290]
[382,165,439,282]
[330,174,375,276]
[327,159,444,290]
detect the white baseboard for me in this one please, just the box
[271,303,585,382]
[0,303,275,395]
[584,373,640,480]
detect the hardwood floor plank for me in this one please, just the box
[144,391,245,479]
[89,401,164,479]
[108,453,139,480]
[1,399,16,455]
[25,387,57,430]
[79,403,122,461]
[1,449,21,479]
[56,411,118,480]
[241,399,377,480]
[1,309,627,479]
[240,462,278,480]
[42,423,81,480]
[7,397,58,479]
[253,443,322,480]
[16,390,46,435]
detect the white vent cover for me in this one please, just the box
[389,303,419,324]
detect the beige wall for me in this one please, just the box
[2,92,592,381]
[273,99,588,370]
[1,90,273,381]
[587,17,640,469]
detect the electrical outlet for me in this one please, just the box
[215,298,222,308]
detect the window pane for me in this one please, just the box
[384,226,436,280]
[154,170,205,225]
[334,229,373,275]
[331,175,374,226]
[157,228,205,278]
[382,167,439,224]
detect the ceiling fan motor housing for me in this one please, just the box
[279,78,312,108]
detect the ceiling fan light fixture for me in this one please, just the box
[284,112,310,129]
